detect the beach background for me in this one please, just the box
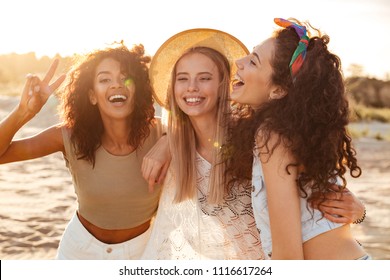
[0,95,389,260]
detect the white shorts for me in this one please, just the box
[56,212,151,260]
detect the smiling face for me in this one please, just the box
[231,38,281,108]
[173,52,220,120]
[89,57,135,121]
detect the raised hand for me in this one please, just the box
[20,59,66,117]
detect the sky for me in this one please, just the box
[1,0,389,79]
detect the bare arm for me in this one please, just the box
[258,133,304,259]
[0,125,65,164]
[0,59,66,163]
[141,134,171,192]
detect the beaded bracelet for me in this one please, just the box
[353,207,366,224]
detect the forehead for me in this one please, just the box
[175,52,217,73]
[253,38,275,57]
[96,57,121,72]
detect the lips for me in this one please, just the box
[232,74,245,88]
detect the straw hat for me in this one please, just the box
[149,28,249,108]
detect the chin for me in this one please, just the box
[230,91,241,103]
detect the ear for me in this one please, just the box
[89,89,97,105]
[269,86,287,100]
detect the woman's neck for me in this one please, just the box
[190,116,217,163]
[101,119,134,156]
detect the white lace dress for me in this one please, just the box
[141,153,264,260]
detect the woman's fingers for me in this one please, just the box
[323,212,349,224]
[314,200,355,224]
[42,59,59,85]
[49,74,66,93]
[21,74,34,100]
[142,157,164,192]
[37,59,66,99]
[157,161,169,184]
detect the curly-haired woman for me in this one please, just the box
[0,43,163,259]
[226,18,369,259]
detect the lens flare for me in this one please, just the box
[125,78,134,88]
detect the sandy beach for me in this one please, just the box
[0,95,389,260]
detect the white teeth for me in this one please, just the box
[108,94,127,102]
[232,74,244,86]
[185,97,202,103]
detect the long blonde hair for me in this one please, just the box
[167,46,232,203]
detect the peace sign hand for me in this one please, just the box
[20,59,66,118]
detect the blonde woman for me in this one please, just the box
[141,29,264,259]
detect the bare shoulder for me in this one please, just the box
[46,124,66,150]
[255,129,283,154]
[255,129,295,166]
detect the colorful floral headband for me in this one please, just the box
[274,18,309,81]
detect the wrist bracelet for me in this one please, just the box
[353,207,366,224]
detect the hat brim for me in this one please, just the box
[150,28,249,108]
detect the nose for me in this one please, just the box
[187,79,199,92]
[111,77,124,89]
[235,58,244,70]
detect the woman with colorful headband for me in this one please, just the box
[226,18,370,259]
[141,29,264,259]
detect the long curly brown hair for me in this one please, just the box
[225,20,361,204]
[59,43,155,166]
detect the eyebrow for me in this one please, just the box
[176,71,213,75]
[253,52,261,64]
[97,71,111,76]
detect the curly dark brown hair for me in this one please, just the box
[225,20,361,204]
[59,43,155,166]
